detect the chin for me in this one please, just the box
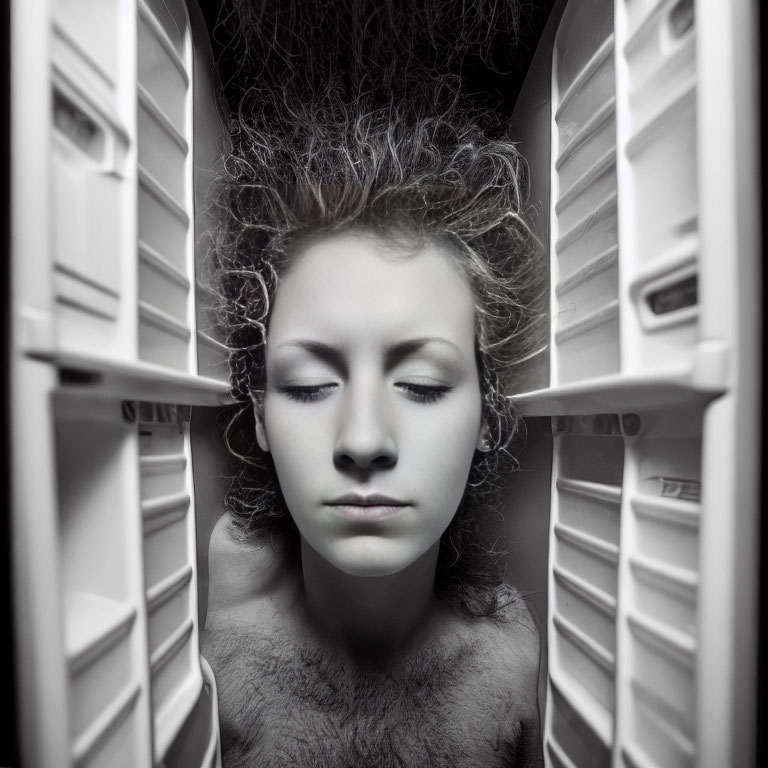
[325,538,428,578]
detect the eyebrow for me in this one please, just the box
[272,337,465,369]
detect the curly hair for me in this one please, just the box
[207,87,547,619]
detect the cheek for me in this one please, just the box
[404,400,483,495]
[264,395,326,448]
[408,392,482,455]
[415,429,478,500]
[261,406,322,498]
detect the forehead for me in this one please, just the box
[266,231,476,351]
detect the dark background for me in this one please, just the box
[196,0,558,122]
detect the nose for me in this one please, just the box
[333,380,397,472]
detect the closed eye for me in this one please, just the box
[279,384,337,402]
[395,382,452,404]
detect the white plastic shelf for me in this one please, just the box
[556,478,622,546]
[52,392,153,767]
[147,565,194,657]
[140,452,188,498]
[610,400,704,768]
[551,0,620,388]
[547,405,625,766]
[49,348,231,405]
[549,670,613,765]
[66,594,138,746]
[11,1,228,767]
[519,0,758,764]
[71,683,143,768]
[616,0,700,379]
[624,611,697,768]
[136,0,194,375]
[138,398,203,763]
[50,17,133,363]
[66,594,137,674]
[554,565,617,654]
[138,241,191,324]
[511,345,727,416]
[16,0,234,407]
[629,554,697,639]
[630,493,700,573]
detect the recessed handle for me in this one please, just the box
[52,87,106,162]
[646,273,698,315]
[668,0,695,40]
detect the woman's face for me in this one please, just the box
[256,231,486,577]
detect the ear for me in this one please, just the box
[476,421,491,453]
[249,392,270,453]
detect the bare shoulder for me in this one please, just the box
[479,590,543,764]
[434,591,542,766]
[493,589,541,663]
[466,589,542,720]
[205,511,297,615]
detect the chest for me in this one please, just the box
[204,617,523,768]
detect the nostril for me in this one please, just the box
[334,452,355,469]
[374,452,396,468]
[334,450,396,471]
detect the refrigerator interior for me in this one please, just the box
[5,1,761,766]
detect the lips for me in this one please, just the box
[325,493,410,522]
[327,492,409,507]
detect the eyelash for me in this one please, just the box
[279,383,452,404]
[280,384,337,402]
[396,383,452,404]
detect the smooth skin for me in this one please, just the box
[255,231,489,657]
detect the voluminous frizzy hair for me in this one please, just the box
[207,87,547,619]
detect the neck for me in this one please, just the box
[298,539,442,663]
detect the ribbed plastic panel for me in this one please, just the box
[54,394,153,767]
[611,5,702,760]
[547,414,623,765]
[49,393,220,767]
[614,403,702,768]
[616,0,699,377]
[539,2,748,767]
[137,401,203,762]
[11,2,227,766]
[546,405,703,768]
[28,0,229,404]
[50,0,133,360]
[551,0,619,386]
[136,0,194,372]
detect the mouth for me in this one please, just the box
[328,493,408,507]
[325,493,410,521]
